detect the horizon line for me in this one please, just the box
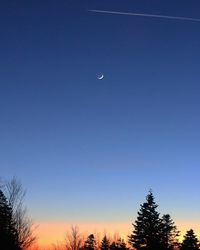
[88,9,200,23]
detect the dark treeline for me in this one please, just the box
[64,191,200,250]
[65,227,129,250]
[0,178,199,250]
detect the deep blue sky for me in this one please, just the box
[1,0,200,225]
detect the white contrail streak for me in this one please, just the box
[88,9,200,23]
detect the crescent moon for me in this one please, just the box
[97,74,104,80]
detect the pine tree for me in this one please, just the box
[100,235,109,250]
[110,239,128,250]
[84,234,96,250]
[116,238,128,250]
[0,189,21,250]
[110,241,117,250]
[128,191,163,250]
[180,229,199,250]
[160,214,179,250]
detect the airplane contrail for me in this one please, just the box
[88,9,200,23]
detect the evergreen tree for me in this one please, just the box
[100,235,109,250]
[116,238,128,250]
[160,214,179,250]
[110,241,117,250]
[180,229,199,250]
[84,234,96,250]
[128,191,163,250]
[0,189,21,250]
[109,239,128,250]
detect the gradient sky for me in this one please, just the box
[1,0,200,247]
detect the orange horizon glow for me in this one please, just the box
[35,221,132,248]
[34,220,200,248]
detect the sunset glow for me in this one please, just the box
[36,221,131,247]
[35,220,200,248]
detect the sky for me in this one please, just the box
[1,0,200,247]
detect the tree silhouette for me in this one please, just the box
[100,235,109,250]
[66,226,82,250]
[180,229,199,250]
[110,238,128,250]
[83,234,97,250]
[0,189,21,250]
[128,190,163,250]
[4,177,36,249]
[116,238,128,250]
[160,214,179,250]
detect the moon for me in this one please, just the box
[97,74,104,80]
